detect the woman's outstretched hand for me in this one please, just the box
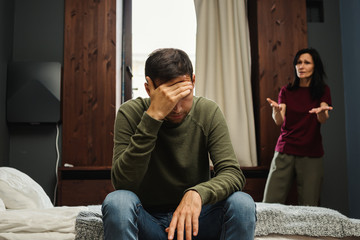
[266,98,282,112]
[309,105,333,114]
[267,98,285,126]
[309,104,333,123]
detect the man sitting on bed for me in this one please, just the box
[102,48,256,240]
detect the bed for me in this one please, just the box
[0,167,87,240]
[75,203,360,240]
[1,167,360,240]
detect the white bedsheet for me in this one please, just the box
[0,206,87,240]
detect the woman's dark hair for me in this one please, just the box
[287,48,326,100]
[145,48,193,87]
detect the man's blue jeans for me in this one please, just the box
[102,190,256,240]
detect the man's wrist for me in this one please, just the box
[144,111,164,123]
[146,109,164,121]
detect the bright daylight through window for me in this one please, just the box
[132,0,197,98]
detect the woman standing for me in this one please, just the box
[263,48,333,206]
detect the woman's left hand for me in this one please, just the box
[309,104,333,123]
[309,105,333,114]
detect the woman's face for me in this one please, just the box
[295,53,315,80]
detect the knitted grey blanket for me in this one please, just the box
[75,203,360,240]
[255,203,360,237]
[75,205,103,240]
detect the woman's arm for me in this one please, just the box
[309,102,333,123]
[267,98,286,126]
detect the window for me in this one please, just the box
[131,0,197,98]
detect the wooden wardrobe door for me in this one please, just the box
[62,0,116,167]
[249,0,308,167]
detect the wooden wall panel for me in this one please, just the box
[249,0,308,166]
[62,0,116,167]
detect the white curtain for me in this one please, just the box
[194,0,257,167]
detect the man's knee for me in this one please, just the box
[102,190,140,213]
[226,191,256,220]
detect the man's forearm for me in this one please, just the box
[112,112,161,190]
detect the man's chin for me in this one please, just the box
[166,119,183,124]
[165,116,185,124]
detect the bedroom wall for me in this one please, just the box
[339,0,360,219]
[307,0,349,216]
[7,0,64,202]
[0,0,14,167]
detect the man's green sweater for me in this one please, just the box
[111,96,245,211]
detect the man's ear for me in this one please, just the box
[144,82,150,96]
[145,76,152,96]
[192,74,196,85]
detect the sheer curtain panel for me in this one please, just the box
[194,0,257,166]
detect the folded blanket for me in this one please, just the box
[75,205,103,240]
[75,203,360,240]
[255,203,360,238]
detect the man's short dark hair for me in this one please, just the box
[145,48,193,86]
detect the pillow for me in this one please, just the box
[0,167,53,209]
[0,198,5,211]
